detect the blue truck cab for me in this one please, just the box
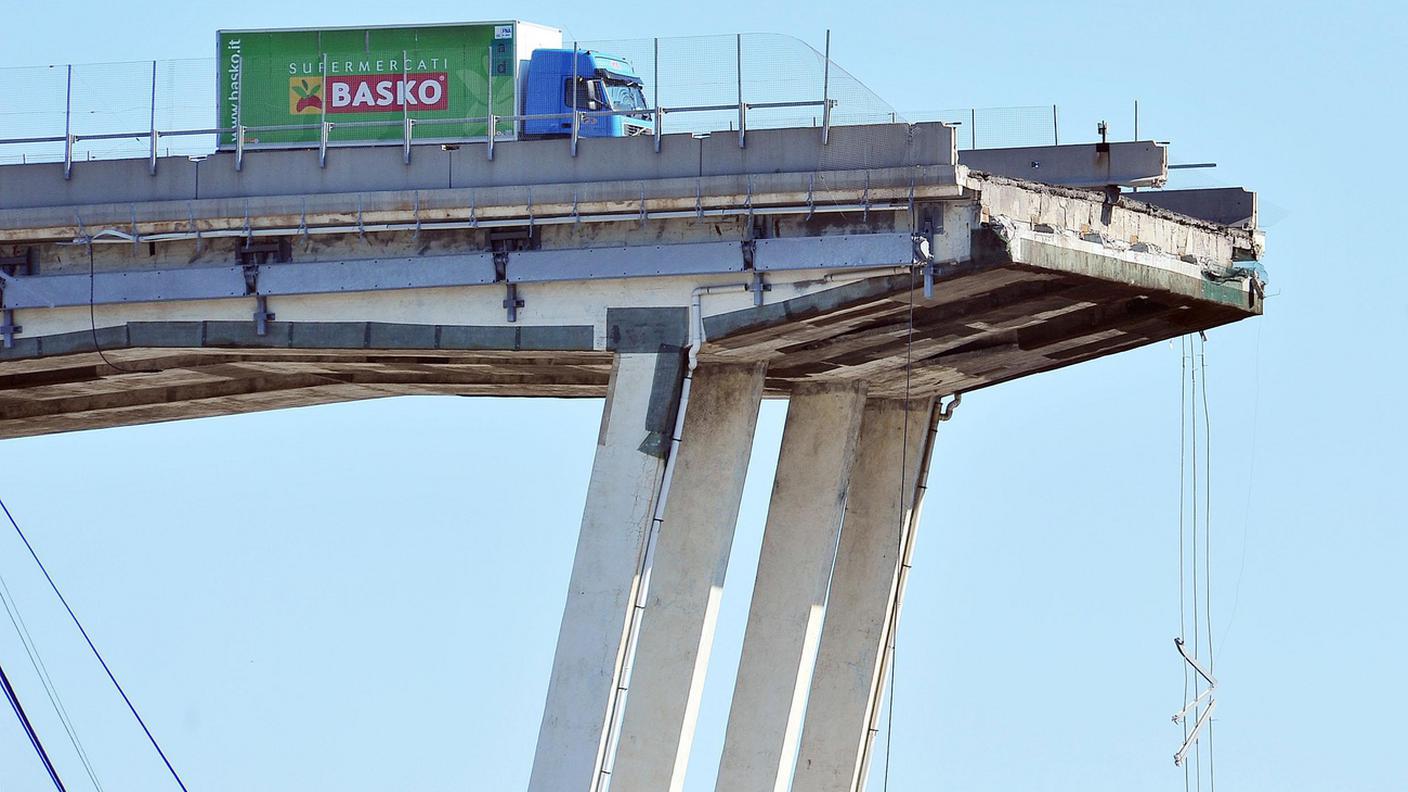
[522,49,653,138]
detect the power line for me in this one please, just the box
[1199,334,1216,792]
[0,573,105,791]
[1,653,68,791]
[0,496,190,792]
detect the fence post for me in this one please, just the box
[736,33,746,149]
[821,29,832,145]
[970,107,976,150]
[235,54,245,172]
[570,41,579,158]
[402,49,412,165]
[653,37,662,153]
[1134,99,1139,140]
[149,60,158,175]
[62,64,73,180]
[319,52,329,168]
[486,46,496,161]
[1052,104,1059,145]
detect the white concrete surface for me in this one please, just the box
[528,353,674,792]
[609,363,767,792]
[790,398,935,792]
[714,381,868,792]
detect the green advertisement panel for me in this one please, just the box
[217,22,520,149]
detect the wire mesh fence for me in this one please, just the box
[0,32,1068,168]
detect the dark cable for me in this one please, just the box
[0,574,105,791]
[87,244,158,375]
[0,496,189,792]
[1,654,68,791]
[1179,336,1190,792]
[1199,334,1216,792]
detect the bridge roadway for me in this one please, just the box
[0,122,1261,791]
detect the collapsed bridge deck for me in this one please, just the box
[0,122,1262,438]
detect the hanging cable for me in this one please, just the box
[1,653,68,791]
[1198,333,1216,792]
[0,573,105,791]
[1173,333,1218,790]
[87,244,160,375]
[1178,335,1190,792]
[0,495,190,792]
[1190,338,1202,791]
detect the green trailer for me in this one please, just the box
[216,21,562,150]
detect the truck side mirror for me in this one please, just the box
[585,79,601,112]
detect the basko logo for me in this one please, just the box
[288,74,449,115]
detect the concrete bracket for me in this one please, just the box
[298,200,311,243]
[129,206,141,255]
[468,192,479,228]
[412,193,422,240]
[503,283,525,323]
[252,296,274,337]
[750,270,770,307]
[695,180,703,219]
[745,175,755,223]
[805,173,816,221]
[0,309,19,348]
[863,172,872,222]
[187,207,205,255]
[638,186,648,226]
[570,191,580,224]
[0,250,35,345]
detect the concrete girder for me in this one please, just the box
[790,397,937,792]
[714,381,868,792]
[609,362,766,792]
[960,141,1167,188]
[529,352,682,792]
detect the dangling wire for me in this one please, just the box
[1,654,68,791]
[0,495,190,792]
[1178,335,1190,792]
[1173,333,1217,792]
[0,572,105,791]
[1199,333,1216,792]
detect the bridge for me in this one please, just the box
[0,119,1261,791]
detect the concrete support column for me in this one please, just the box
[608,362,767,792]
[714,381,869,792]
[529,352,683,792]
[790,397,937,792]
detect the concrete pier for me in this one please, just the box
[790,398,936,792]
[528,353,679,792]
[714,382,869,792]
[609,363,767,792]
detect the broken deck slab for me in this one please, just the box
[0,125,1261,439]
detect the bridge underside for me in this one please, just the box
[0,254,1254,438]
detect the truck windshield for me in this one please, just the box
[604,82,647,111]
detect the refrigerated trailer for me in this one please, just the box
[216,21,652,151]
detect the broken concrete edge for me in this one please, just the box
[964,170,1262,256]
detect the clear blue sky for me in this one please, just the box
[1,1,1405,790]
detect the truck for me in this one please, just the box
[216,21,653,151]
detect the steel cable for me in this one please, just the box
[0,496,189,792]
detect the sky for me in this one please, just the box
[1,1,1406,790]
